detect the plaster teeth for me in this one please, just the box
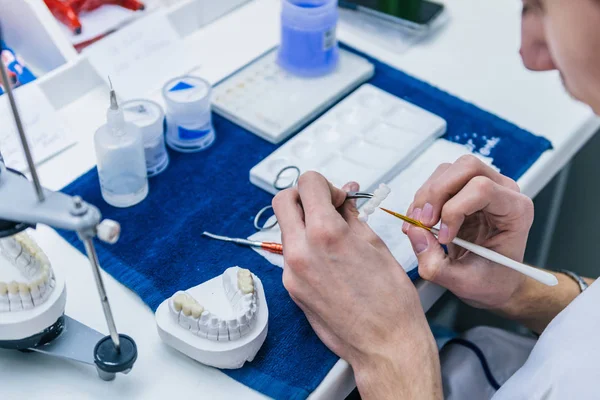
[0,233,56,312]
[0,238,21,259]
[227,319,241,341]
[168,267,260,341]
[198,311,210,336]
[8,282,22,311]
[191,304,204,318]
[207,316,219,341]
[30,284,41,304]
[218,321,228,341]
[237,269,254,294]
[182,304,192,317]
[8,281,19,295]
[19,283,33,310]
[239,323,250,336]
[0,283,8,312]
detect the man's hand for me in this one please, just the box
[273,172,441,400]
[404,155,584,333]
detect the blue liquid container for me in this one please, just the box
[277,0,340,77]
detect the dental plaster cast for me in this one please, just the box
[0,232,66,341]
[358,183,392,222]
[155,267,268,369]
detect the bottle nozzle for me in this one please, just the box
[108,76,119,110]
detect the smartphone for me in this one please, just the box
[339,0,445,31]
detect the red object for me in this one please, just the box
[261,242,284,255]
[44,0,145,35]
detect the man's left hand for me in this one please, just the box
[272,172,442,400]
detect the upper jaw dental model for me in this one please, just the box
[155,266,268,369]
[358,183,392,222]
[0,232,67,345]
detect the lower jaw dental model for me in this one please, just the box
[0,232,67,347]
[155,267,269,369]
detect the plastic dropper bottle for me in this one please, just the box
[94,81,149,207]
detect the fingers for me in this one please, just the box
[404,163,451,230]
[296,171,347,225]
[409,155,520,227]
[339,182,360,222]
[437,177,534,244]
[272,187,305,245]
[406,225,451,283]
[339,182,387,248]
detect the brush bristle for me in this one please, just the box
[379,208,431,230]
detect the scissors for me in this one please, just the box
[253,166,373,230]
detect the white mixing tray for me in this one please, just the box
[211,48,375,144]
[250,84,447,194]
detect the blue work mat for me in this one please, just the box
[56,44,552,400]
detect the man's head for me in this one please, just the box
[521,0,600,113]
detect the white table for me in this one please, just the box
[1,0,597,399]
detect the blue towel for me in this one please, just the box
[56,44,552,400]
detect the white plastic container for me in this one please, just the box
[94,91,149,207]
[163,75,215,152]
[122,99,169,177]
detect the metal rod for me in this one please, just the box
[0,43,45,202]
[82,237,121,352]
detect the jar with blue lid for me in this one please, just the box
[277,0,340,77]
[162,75,216,153]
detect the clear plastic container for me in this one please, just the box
[122,99,169,177]
[277,0,339,77]
[94,94,149,208]
[163,76,216,153]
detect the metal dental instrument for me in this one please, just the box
[202,231,284,255]
[0,25,137,380]
[379,207,559,287]
[253,165,375,230]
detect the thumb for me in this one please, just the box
[406,225,450,283]
[340,182,360,217]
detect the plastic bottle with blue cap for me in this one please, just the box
[163,76,216,153]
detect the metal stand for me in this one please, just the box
[29,316,137,381]
[0,27,137,380]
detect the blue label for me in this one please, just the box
[169,81,195,92]
[178,126,211,140]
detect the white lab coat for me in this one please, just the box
[441,280,600,399]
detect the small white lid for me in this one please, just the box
[162,76,212,119]
[122,99,165,142]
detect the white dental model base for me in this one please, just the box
[155,267,268,369]
[0,232,66,342]
[358,183,392,222]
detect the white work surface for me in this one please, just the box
[2,0,598,399]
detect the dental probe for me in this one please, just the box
[202,232,283,255]
[379,207,559,287]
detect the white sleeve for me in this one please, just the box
[493,279,600,400]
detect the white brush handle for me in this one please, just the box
[430,228,558,286]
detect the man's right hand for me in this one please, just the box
[404,155,536,311]
[403,155,590,333]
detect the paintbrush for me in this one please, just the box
[379,207,558,286]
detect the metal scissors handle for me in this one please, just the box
[254,166,301,230]
[253,166,373,231]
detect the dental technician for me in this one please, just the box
[272,0,600,398]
